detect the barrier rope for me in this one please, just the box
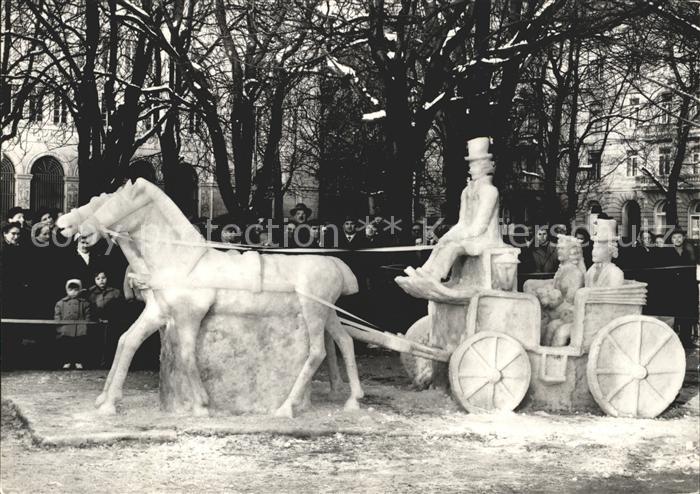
[103,227,437,254]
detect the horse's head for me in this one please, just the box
[56,191,114,246]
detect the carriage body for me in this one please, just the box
[442,280,686,418]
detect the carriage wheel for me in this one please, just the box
[400,316,433,388]
[587,315,686,418]
[449,332,531,413]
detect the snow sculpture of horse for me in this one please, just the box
[56,178,363,417]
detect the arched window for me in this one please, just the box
[689,201,700,240]
[621,200,641,243]
[1,155,15,219]
[30,156,64,212]
[654,201,667,235]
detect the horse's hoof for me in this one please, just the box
[96,402,117,416]
[273,404,294,418]
[192,405,209,417]
[95,393,107,407]
[343,398,360,411]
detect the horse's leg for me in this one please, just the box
[169,301,211,417]
[325,331,343,395]
[174,319,209,417]
[274,302,328,418]
[325,313,364,410]
[96,303,164,415]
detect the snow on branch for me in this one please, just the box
[326,56,357,79]
[423,92,445,111]
[362,110,386,121]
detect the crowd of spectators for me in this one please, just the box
[2,200,698,369]
[1,206,135,369]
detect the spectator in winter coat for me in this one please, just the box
[525,225,559,274]
[55,279,94,370]
[87,270,123,367]
[87,271,122,321]
[665,228,699,348]
[1,222,30,318]
[62,233,103,289]
[28,223,65,318]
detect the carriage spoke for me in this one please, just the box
[459,373,492,379]
[636,322,644,364]
[463,379,489,400]
[605,376,634,403]
[646,369,684,375]
[470,345,493,371]
[493,338,499,368]
[633,380,640,416]
[497,351,521,372]
[596,368,633,375]
[642,379,666,401]
[489,382,496,409]
[497,380,515,400]
[641,334,672,366]
[606,335,635,365]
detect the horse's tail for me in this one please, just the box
[330,257,358,296]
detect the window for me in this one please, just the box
[629,97,640,128]
[590,102,603,133]
[659,148,671,175]
[28,86,44,122]
[689,202,700,240]
[688,147,700,176]
[654,201,667,234]
[626,152,638,177]
[52,92,68,124]
[585,150,602,179]
[659,92,671,125]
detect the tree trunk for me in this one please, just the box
[440,106,468,224]
[262,73,287,222]
[665,94,692,228]
[77,0,105,204]
[565,43,581,224]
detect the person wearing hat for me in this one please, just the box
[585,214,625,288]
[54,278,94,370]
[412,136,505,281]
[666,227,698,348]
[5,206,31,246]
[286,203,313,248]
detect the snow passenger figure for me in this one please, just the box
[586,215,624,289]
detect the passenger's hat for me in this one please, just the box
[290,203,312,217]
[591,214,618,242]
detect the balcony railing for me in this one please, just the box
[635,174,700,189]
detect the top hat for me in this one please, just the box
[466,137,493,161]
[290,203,312,217]
[592,216,618,242]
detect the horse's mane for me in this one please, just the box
[130,178,203,242]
